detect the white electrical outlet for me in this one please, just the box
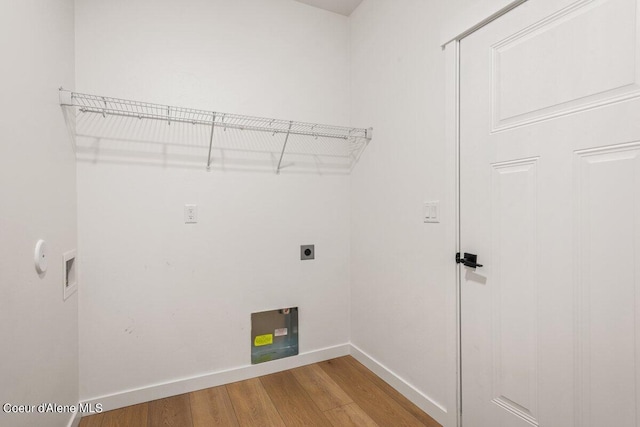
[184,204,198,223]
[423,201,440,223]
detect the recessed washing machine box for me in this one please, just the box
[251,307,298,364]
[63,250,77,300]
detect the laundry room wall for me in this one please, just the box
[0,1,78,427]
[349,0,515,425]
[75,0,354,404]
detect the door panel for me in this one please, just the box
[493,0,639,131]
[460,0,640,426]
[490,158,539,425]
[575,143,640,427]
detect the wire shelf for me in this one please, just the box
[59,89,372,173]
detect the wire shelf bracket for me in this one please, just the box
[276,121,293,174]
[59,89,372,173]
[206,113,216,170]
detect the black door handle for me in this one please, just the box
[456,252,483,269]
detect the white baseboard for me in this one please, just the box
[79,342,451,426]
[66,410,81,427]
[80,343,350,414]
[349,344,449,426]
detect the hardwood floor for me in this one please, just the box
[79,356,441,427]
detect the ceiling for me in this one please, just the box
[294,0,364,16]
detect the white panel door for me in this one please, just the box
[460,0,640,426]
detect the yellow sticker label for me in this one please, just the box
[254,334,273,347]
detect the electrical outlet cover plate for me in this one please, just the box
[300,244,314,260]
[184,204,198,224]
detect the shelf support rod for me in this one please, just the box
[276,121,293,175]
[206,113,216,170]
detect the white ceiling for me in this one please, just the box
[294,0,364,16]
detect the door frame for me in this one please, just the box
[442,2,528,426]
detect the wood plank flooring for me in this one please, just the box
[79,356,441,427]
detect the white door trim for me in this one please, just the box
[443,2,529,426]
[441,0,529,48]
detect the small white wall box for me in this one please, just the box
[251,307,299,364]
[62,250,77,300]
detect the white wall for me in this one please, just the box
[349,1,512,426]
[0,1,78,427]
[75,0,353,402]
